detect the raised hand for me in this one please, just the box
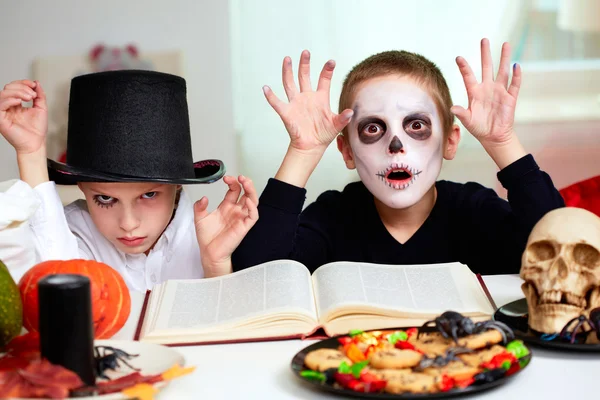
[194,175,258,277]
[263,50,354,154]
[451,39,526,169]
[0,80,48,154]
[451,39,521,146]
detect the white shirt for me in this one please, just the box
[26,180,203,291]
[0,180,41,283]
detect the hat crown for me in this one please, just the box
[65,70,195,179]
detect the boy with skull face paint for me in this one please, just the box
[232,39,565,275]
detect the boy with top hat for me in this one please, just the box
[0,70,258,291]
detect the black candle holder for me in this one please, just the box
[38,274,96,386]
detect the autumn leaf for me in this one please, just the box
[71,371,163,396]
[0,370,23,398]
[0,359,83,399]
[161,364,196,381]
[2,331,40,356]
[20,359,84,388]
[0,331,41,372]
[0,354,32,372]
[122,383,158,400]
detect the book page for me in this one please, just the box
[312,261,493,319]
[149,260,317,332]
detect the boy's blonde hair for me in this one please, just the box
[339,50,455,139]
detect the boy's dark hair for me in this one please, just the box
[169,187,184,224]
[339,50,455,138]
[175,187,183,207]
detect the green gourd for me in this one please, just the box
[0,259,23,347]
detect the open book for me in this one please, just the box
[134,260,496,346]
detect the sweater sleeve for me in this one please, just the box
[457,154,564,275]
[232,178,337,272]
[28,181,93,261]
[0,179,41,281]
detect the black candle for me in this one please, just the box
[38,274,95,386]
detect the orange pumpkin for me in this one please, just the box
[18,259,131,339]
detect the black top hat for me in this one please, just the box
[48,70,225,185]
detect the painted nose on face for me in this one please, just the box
[388,136,404,154]
[119,208,141,232]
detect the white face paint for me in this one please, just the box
[348,76,444,209]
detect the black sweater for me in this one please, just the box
[232,154,565,275]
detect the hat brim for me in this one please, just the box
[48,159,225,185]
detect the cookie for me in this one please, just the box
[377,369,439,394]
[409,332,452,356]
[458,345,506,368]
[422,361,480,381]
[411,331,447,343]
[372,368,412,380]
[304,348,351,371]
[413,343,453,356]
[369,348,422,369]
[456,330,504,350]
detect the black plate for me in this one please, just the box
[493,298,600,351]
[291,332,532,399]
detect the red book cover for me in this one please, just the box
[476,274,498,311]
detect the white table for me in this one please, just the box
[114,275,599,399]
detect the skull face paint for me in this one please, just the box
[348,76,444,209]
[520,207,600,334]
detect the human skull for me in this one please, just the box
[520,207,600,333]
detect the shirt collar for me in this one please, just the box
[162,188,194,247]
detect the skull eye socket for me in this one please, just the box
[527,240,556,262]
[573,243,600,268]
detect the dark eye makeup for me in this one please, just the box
[403,113,432,140]
[93,195,116,209]
[92,191,158,209]
[357,118,387,144]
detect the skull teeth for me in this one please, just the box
[538,290,587,308]
[567,293,587,308]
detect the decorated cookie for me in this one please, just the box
[421,360,480,381]
[369,348,422,369]
[458,345,507,368]
[378,369,439,394]
[304,348,351,371]
[411,331,446,343]
[373,367,413,379]
[408,332,452,356]
[456,330,504,350]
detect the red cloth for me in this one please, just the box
[559,175,600,217]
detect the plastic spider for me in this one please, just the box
[419,311,514,344]
[414,347,474,371]
[558,308,600,344]
[94,345,140,380]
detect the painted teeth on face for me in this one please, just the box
[375,163,423,190]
